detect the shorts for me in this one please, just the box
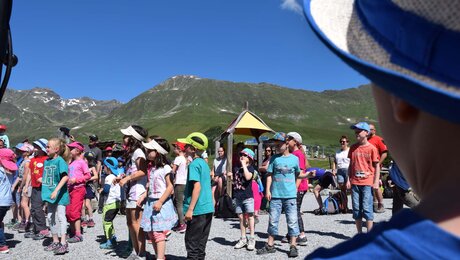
[125,199,142,209]
[351,185,373,221]
[233,197,254,214]
[66,186,86,222]
[318,172,336,189]
[336,168,348,184]
[85,185,96,200]
[12,190,21,205]
[267,198,299,237]
[21,186,32,198]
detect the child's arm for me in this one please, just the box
[50,174,69,200]
[372,162,380,189]
[265,173,272,201]
[21,165,32,195]
[11,177,20,191]
[20,161,31,190]
[242,164,253,181]
[119,157,147,186]
[153,173,174,211]
[184,181,201,221]
[89,167,98,182]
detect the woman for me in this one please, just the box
[211,147,227,205]
[332,135,350,192]
[258,146,272,212]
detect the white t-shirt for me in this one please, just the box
[212,157,227,176]
[335,148,350,169]
[104,174,121,204]
[173,156,187,185]
[126,148,147,201]
[148,165,172,199]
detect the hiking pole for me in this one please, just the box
[0,0,17,103]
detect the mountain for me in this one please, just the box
[74,75,377,151]
[0,87,122,142]
[1,76,377,152]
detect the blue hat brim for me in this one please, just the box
[303,0,460,123]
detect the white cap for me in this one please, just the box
[287,132,302,144]
[120,126,145,142]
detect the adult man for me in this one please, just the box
[367,124,388,213]
[84,135,102,174]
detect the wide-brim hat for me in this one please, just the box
[33,138,48,154]
[304,0,460,123]
[0,148,18,171]
[67,142,85,152]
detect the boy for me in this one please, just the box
[347,122,379,233]
[177,132,214,260]
[172,142,187,233]
[227,148,256,251]
[305,0,460,257]
[99,157,121,249]
[257,139,300,258]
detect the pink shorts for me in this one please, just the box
[149,231,167,243]
[66,186,86,222]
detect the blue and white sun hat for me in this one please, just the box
[304,0,460,123]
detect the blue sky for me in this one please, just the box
[8,0,368,102]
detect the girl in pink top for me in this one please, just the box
[66,142,91,243]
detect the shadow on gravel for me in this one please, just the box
[336,220,355,225]
[5,233,14,239]
[165,255,187,260]
[96,235,105,243]
[42,237,53,246]
[6,240,21,248]
[211,236,235,246]
[305,230,351,240]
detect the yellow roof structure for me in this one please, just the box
[219,110,275,140]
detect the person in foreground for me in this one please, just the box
[304,0,460,258]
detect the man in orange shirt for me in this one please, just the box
[367,124,388,213]
[346,122,380,234]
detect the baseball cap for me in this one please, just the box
[89,134,98,141]
[240,148,255,161]
[272,132,286,141]
[33,138,48,153]
[105,146,113,151]
[172,142,186,151]
[351,122,371,132]
[0,148,18,171]
[67,142,85,152]
[0,125,6,131]
[177,132,208,151]
[287,132,303,144]
[103,157,121,176]
[18,143,34,153]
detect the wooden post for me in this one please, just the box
[257,138,263,169]
[226,133,233,197]
[215,140,220,158]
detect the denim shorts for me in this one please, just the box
[233,197,254,214]
[351,185,373,221]
[336,168,348,184]
[268,198,299,237]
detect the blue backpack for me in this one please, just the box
[322,193,339,214]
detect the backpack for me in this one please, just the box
[322,193,339,214]
[215,192,237,218]
[332,190,349,213]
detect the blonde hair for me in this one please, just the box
[49,138,71,162]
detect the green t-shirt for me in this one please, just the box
[41,156,70,205]
[183,157,214,216]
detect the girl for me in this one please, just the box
[117,125,148,258]
[139,137,177,260]
[0,148,18,254]
[16,143,34,234]
[171,142,187,233]
[81,151,98,228]
[41,138,70,255]
[66,142,91,243]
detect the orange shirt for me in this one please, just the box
[348,143,379,186]
[368,135,388,158]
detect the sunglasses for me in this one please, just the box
[340,140,348,144]
[265,149,271,152]
[239,153,249,158]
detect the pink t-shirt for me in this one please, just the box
[68,159,91,190]
[292,149,308,191]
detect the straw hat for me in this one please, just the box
[304,0,460,123]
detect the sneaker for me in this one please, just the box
[100,239,114,249]
[288,245,298,258]
[375,205,385,213]
[87,219,95,228]
[281,234,290,243]
[33,230,50,240]
[97,209,103,214]
[54,243,69,255]
[256,243,276,255]
[177,223,187,233]
[234,238,247,249]
[247,237,255,251]
[44,242,60,252]
[297,235,308,246]
[5,219,17,228]
[126,252,140,260]
[0,245,9,254]
[18,222,31,233]
[67,235,83,243]
[24,231,35,238]
[81,220,88,227]
[12,222,23,231]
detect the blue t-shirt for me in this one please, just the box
[267,154,300,199]
[183,157,214,216]
[307,209,460,259]
[41,156,70,206]
[0,166,13,206]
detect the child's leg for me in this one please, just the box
[0,206,9,246]
[267,199,282,246]
[296,191,306,237]
[351,185,363,233]
[174,185,185,226]
[284,198,299,247]
[238,213,246,238]
[248,213,255,237]
[127,207,145,255]
[103,202,119,240]
[313,184,323,209]
[152,232,166,259]
[20,196,30,223]
[86,199,93,219]
[355,219,363,233]
[47,204,60,243]
[362,186,374,232]
[57,205,67,244]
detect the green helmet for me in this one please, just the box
[177,132,208,151]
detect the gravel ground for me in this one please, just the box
[2,193,393,259]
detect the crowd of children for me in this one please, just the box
[0,122,396,258]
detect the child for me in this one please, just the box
[15,143,34,233]
[347,122,380,233]
[257,139,301,258]
[139,138,177,260]
[66,142,91,243]
[0,148,18,254]
[227,148,256,251]
[41,138,70,255]
[99,157,121,249]
[177,132,214,259]
[171,142,187,233]
[24,139,50,240]
[0,125,9,148]
[117,125,148,258]
[81,151,98,228]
